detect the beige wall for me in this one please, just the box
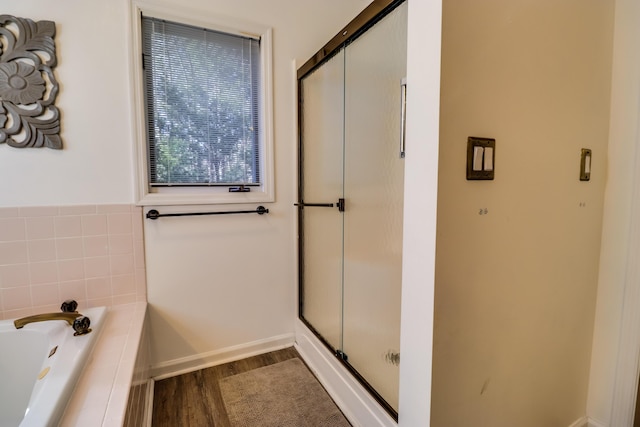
[433,1,614,426]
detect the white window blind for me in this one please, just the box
[141,16,260,187]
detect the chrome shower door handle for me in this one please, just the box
[400,78,407,158]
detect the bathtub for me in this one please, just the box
[0,306,107,427]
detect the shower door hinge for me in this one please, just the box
[337,198,345,212]
[336,350,348,361]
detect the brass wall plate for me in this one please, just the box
[466,137,495,180]
[580,148,592,181]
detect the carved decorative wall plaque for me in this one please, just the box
[0,15,61,149]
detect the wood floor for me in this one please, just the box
[152,347,303,427]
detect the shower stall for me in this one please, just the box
[296,0,407,417]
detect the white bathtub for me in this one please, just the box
[0,306,107,427]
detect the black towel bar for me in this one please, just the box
[146,206,269,220]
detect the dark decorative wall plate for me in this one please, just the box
[0,15,62,149]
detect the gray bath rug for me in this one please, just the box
[219,358,351,427]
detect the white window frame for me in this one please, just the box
[129,0,274,206]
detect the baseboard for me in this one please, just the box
[149,333,295,380]
[294,320,397,427]
[567,416,587,427]
[586,417,607,427]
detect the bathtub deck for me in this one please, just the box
[152,347,317,426]
[59,302,148,427]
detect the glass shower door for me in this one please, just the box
[299,49,345,351]
[342,2,407,412]
[298,0,407,417]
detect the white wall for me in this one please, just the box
[139,0,374,370]
[0,0,377,372]
[0,1,135,206]
[0,1,444,424]
[397,1,442,425]
[0,3,145,323]
[587,0,640,424]
[0,0,371,370]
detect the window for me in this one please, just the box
[130,3,273,205]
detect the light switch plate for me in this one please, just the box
[466,137,495,180]
[580,148,591,181]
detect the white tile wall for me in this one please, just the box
[0,204,146,319]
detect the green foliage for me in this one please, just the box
[145,22,260,185]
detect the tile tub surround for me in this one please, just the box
[60,302,149,426]
[0,204,146,319]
